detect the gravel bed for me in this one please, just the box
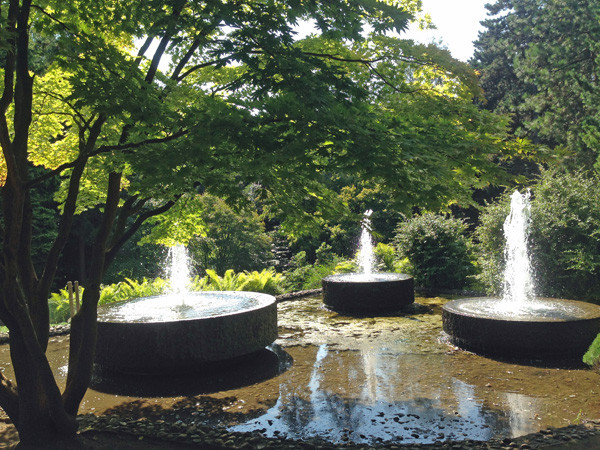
[76,413,600,449]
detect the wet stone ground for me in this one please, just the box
[1,294,600,448]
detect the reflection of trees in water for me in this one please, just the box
[239,344,503,444]
[89,337,546,444]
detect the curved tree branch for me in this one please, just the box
[30,4,77,36]
[174,56,232,82]
[365,63,434,95]
[104,195,181,269]
[171,37,201,81]
[145,1,186,84]
[27,129,189,187]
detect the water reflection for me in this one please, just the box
[0,295,598,446]
[230,347,505,444]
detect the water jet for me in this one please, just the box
[322,210,414,314]
[443,191,600,359]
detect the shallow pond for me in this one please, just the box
[1,295,598,446]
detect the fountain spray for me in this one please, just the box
[168,244,192,303]
[357,209,374,274]
[502,190,535,305]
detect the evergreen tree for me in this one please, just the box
[472,0,600,169]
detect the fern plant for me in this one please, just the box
[199,268,284,294]
[205,269,243,291]
[48,290,73,324]
[238,269,284,295]
[99,277,167,305]
[189,275,210,291]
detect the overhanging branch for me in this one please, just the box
[31,4,78,36]
[104,195,182,269]
[27,129,189,187]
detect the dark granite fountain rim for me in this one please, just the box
[444,297,600,323]
[96,290,276,324]
[322,272,412,283]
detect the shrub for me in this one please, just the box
[333,259,357,273]
[394,213,474,290]
[282,251,313,291]
[299,262,340,289]
[283,250,346,291]
[315,242,336,264]
[373,242,396,272]
[187,195,273,274]
[530,170,600,300]
[473,198,511,295]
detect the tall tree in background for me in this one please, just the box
[472,0,600,169]
[0,0,523,444]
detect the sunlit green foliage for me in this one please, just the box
[473,197,509,295]
[283,251,341,291]
[373,242,396,272]
[48,290,74,325]
[584,334,600,369]
[189,195,272,274]
[531,172,600,299]
[202,268,284,295]
[99,278,168,305]
[395,213,474,290]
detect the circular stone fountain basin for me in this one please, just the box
[442,297,600,359]
[322,273,414,314]
[95,291,277,374]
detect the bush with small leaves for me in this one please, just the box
[530,170,600,300]
[394,213,474,290]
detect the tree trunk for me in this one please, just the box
[63,172,122,415]
[9,332,77,445]
[78,234,87,285]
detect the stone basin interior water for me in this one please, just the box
[97,292,266,323]
[450,297,599,322]
[329,273,410,283]
[1,295,599,446]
